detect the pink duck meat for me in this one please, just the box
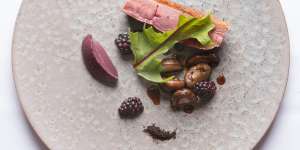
[123,0,229,50]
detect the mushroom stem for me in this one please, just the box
[161,58,183,73]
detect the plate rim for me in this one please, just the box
[11,0,290,149]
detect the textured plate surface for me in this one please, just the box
[12,0,289,149]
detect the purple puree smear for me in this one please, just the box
[82,35,118,83]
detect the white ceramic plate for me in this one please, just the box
[12,0,289,149]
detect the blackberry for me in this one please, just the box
[115,32,131,54]
[193,81,217,102]
[118,97,144,118]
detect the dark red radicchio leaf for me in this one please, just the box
[82,35,118,85]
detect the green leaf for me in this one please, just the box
[130,15,215,83]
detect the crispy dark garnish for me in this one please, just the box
[144,124,176,141]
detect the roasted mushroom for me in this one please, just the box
[186,54,220,67]
[162,78,185,92]
[185,64,212,88]
[161,57,183,73]
[171,89,198,113]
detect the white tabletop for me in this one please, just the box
[0,0,299,149]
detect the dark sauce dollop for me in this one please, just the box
[217,73,226,85]
[147,86,161,105]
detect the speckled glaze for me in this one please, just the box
[12,0,289,150]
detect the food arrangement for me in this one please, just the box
[82,0,229,141]
[13,0,290,147]
[120,0,228,111]
[83,0,228,113]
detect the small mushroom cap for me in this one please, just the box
[171,89,198,110]
[185,64,212,88]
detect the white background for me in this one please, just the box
[0,0,299,149]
